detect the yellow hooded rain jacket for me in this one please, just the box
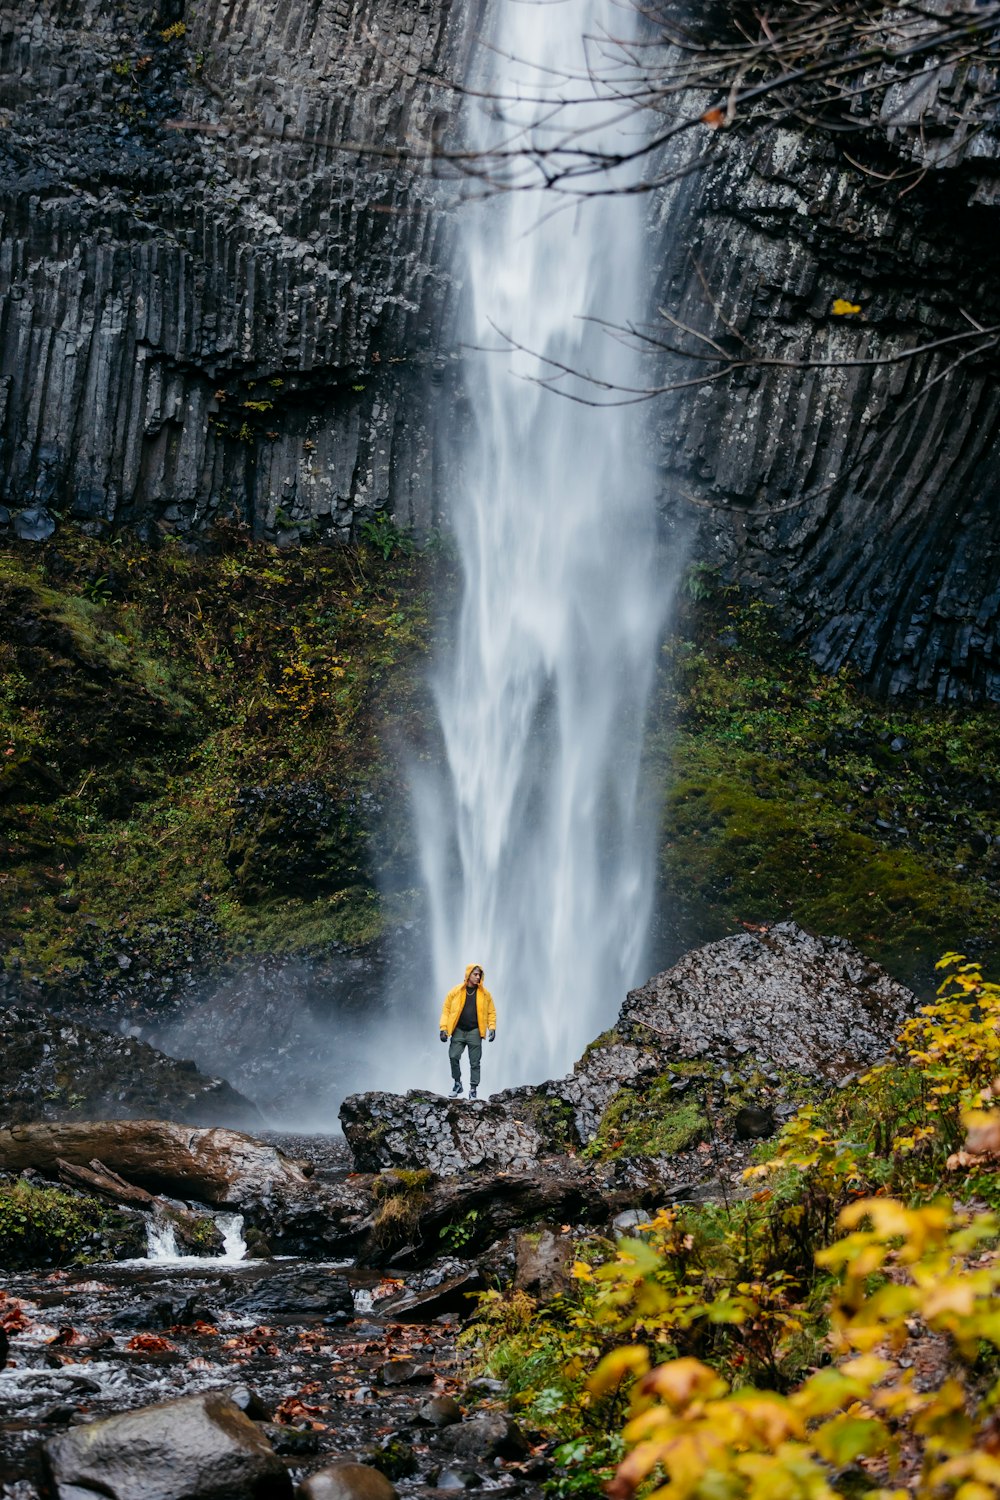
[439,963,497,1039]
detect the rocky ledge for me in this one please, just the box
[0,925,917,1272]
[340,922,916,1176]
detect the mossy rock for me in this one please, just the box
[0,1178,146,1267]
[225,781,368,901]
[585,1075,708,1161]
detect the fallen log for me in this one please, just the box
[56,1158,157,1210]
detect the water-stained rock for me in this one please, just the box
[43,1389,291,1499]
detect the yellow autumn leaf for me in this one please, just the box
[639,1358,727,1411]
[832,298,862,315]
[586,1344,650,1396]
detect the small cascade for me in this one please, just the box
[217,1213,248,1261]
[145,1218,180,1261]
[143,1212,248,1264]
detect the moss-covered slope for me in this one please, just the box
[0,527,438,995]
[653,588,1000,992]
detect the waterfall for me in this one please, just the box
[143,1212,248,1264]
[406,0,669,1089]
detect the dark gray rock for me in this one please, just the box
[12,508,56,542]
[618,922,915,1078]
[43,1390,291,1499]
[379,1359,434,1386]
[443,1413,528,1462]
[228,1269,354,1320]
[414,1395,463,1428]
[0,1004,262,1131]
[260,1423,320,1457]
[341,923,915,1173]
[654,29,1000,704]
[0,0,468,543]
[734,1106,776,1141]
[296,1464,397,1500]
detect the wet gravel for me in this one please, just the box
[0,1134,546,1498]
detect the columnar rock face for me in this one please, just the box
[3,0,999,698]
[653,25,1000,701]
[0,0,474,543]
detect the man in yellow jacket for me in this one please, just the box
[439,962,497,1100]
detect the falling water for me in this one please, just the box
[143,1213,247,1264]
[409,0,670,1088]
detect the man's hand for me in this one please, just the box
[488,1030,496,1043]
[439,1029,448,1043]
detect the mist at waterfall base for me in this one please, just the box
[365,0,678,1096]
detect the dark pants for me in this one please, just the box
[449,1027,482,1087]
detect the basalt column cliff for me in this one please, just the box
[0,0,474,544]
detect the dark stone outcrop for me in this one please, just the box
[0,0,474,543]
[0,1004,262,1130]
[617,920,916,1078]
[340,922,916,1174]
[43,1390,291,1500]
[655,11,1000,701]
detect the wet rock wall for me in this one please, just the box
[653,35,1000,702]
[0,0,475,542]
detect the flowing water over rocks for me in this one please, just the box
[0,1155,545,1499]
[408,0,671,1093]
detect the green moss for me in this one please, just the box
[0,530,440,979]
[584,1075,708,1161]
[0,1179,146,1267]
[654,596,1000,993]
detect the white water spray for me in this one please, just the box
[144,1212,247,1264]
[406,0,670,1088]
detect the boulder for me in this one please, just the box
[442,1413,529,1461]
[43,1390,291,1499]
[619,923,915,1077]
[297,1464,397,1500]
[414,1395,463,1428]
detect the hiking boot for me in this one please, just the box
[469,1087,478,1100]
[450,1080,463,1097]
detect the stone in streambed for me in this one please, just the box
[230,1269,353,1320]
[414,1395,463,1427]
[377,1270,484,1323]
[442,1413,528,1461]
[379,1358,434,1386]
[296,1464,397,1500]
[44,1390,291,1499]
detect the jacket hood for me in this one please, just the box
[464,963,485,986]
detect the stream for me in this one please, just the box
[0,1137,544,1498]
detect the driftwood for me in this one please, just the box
[56,1157,158,1210]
